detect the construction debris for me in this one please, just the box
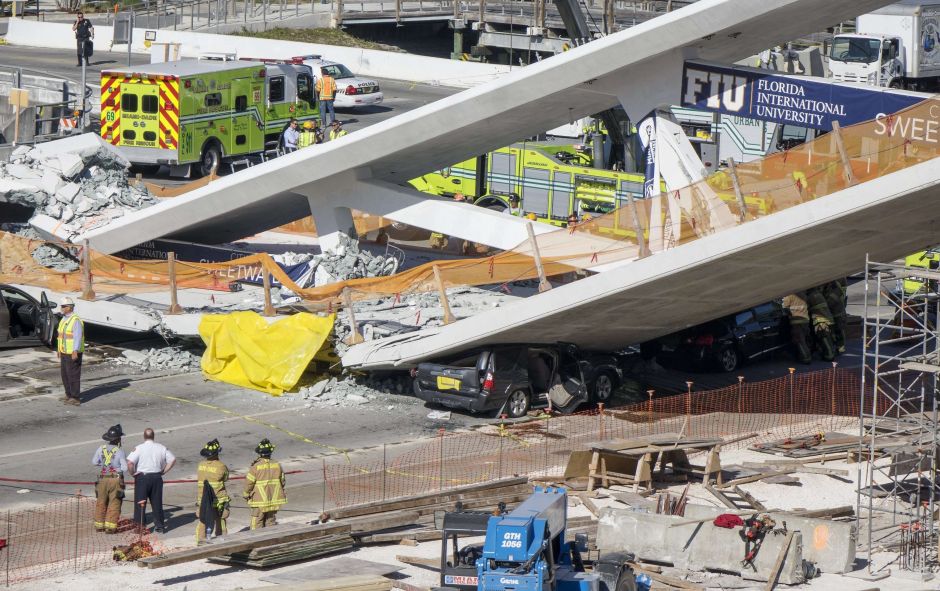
[299,374,412,406]
[0,135,157,243]
[112,346,202,372]
[332,286,520,355]
[209,533,356,568]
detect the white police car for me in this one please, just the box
[293,55,384,109]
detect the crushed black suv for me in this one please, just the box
[412,343,622,418]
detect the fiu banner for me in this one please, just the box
[681,61,925,131]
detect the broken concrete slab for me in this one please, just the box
[595,507,804,584]
[680,504,856,574]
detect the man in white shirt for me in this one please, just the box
[127,428,176,533]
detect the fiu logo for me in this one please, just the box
[683,67,748,113]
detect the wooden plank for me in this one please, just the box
[704,483,740,510]
[732,486,767,512]
[138,522,351,569]
[261,558,402,585]
[629,564,703,590]
[356,530,442,544]
[396,555,439,569]
[791,506,854,519]
[576,493,600,517]
[716,469,795,489]
[324,477,528,520]
[763,530,796,591]
[245,576,394,591]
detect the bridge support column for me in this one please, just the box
[306,193,357,253]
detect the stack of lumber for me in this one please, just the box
[209,533,355,567]
[139,477,532,569]
[751,432,856,458]
[244,575,394,591]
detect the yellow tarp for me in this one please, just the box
[199,311,335,396]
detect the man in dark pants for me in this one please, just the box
[72,12,94,67]
[56,297,84,406]
[127,428,176,533]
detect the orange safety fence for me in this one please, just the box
[322,366,889,508]
[1,97,937,307]
[0,494,164,586]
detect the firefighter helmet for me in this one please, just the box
[102,424,124,442]
[255,438,276,456]
[200,438,222,458]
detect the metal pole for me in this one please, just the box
[321,458,328,512]
[438,428,445,491]
[80,60,87,129]
[788,367,795,438]
[381,444,387,501]
[73,493,80,573]
[5,509,10,588]
[647,389,654,436]
[127,14,134,67]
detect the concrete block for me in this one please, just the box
[31,133,129,169]
[30,214,72,242]
[596,508,804,584]
[681,504,856,573]
[46,153,84,178]
[39,169,65,194]
[55,182,81,204]
[10,145,30,160]
[5,163,41,180]
[60,205,74,223]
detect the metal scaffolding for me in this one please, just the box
[858,255,940,574]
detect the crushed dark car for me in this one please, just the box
[656,301,790,372]
[412,343,622,418]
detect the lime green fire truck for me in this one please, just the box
[100,59,318,177]
[409,142,648,226]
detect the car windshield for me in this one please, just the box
[830,36,880,64]
[321,63,355,79]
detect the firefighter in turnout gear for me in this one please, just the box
[782,292,812,364]
[823,278,848,354]
[806,286,837,361]
[195,438,230,542]
[243,439,286,529]
[92,424,127,533]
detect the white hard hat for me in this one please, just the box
[59,297,76,307]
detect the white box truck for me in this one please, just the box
[828,0,940,90]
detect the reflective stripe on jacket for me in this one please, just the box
[197,459,230,504]
[243,458,286,510]
[298,130,318,148]
[329,129,348,141]
[57,314,85,354]
[316,76,337,100]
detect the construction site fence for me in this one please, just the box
[0,493,161,587]
[1,97,938,308]
[322,366,888,508]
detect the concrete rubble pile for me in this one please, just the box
[112,346,202,372]
[276,234,400,293]
[0,134,157,243]
[299,373,412,407]
[4,225,81,272]
[333,286,519,355]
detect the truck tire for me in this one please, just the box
[198,142,222,178]
[596,552,638,591]
[591,370,617,403]
[502,390,530,418]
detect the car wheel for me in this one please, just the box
[717,346,740,372]
[505,390,530,418]
[198,142,222,178]
[592,371,616,403]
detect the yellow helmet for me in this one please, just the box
[303,121,314,130]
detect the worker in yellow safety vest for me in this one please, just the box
[298,120,321,148]
[329,120,348,141]
[243,438,286,529]
[316,72,337,126]
[57,296,84,406]
[196,438,230,542]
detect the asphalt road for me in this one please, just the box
[0,347,497,541]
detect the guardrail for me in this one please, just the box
[0,65,90,145]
